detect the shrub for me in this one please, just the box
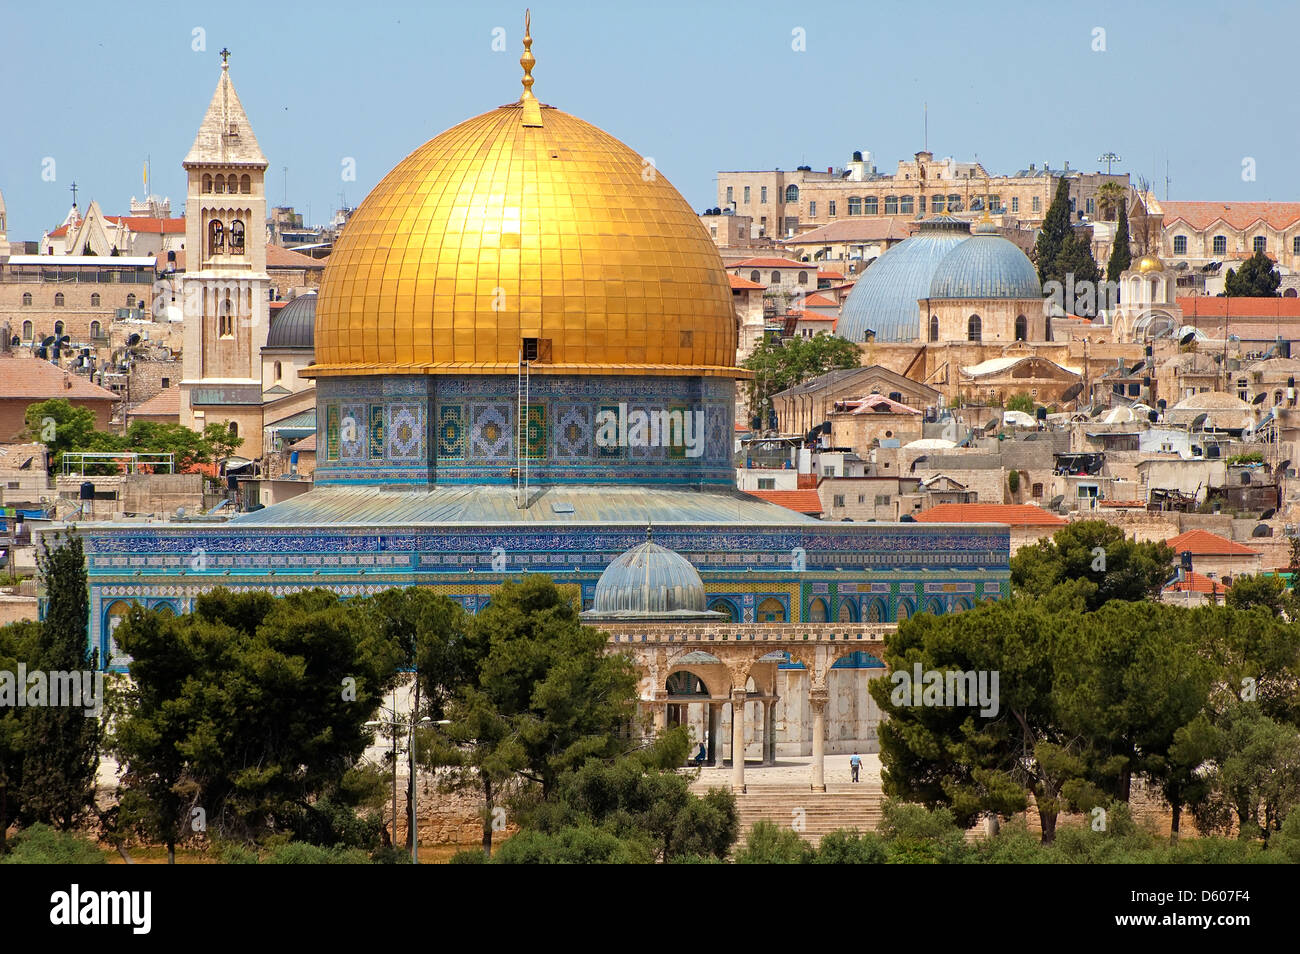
[1,824,105,864]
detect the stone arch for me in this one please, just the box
[666,669,711,698]
[864,597,886,622]
[896,597,915,621]
[807,596,829,622]
[837,598,858,622]
[924,596,944,615]
[954,596,974,612]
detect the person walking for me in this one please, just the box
[849,752,861,783]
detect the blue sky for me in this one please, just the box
[1,0,1295,238]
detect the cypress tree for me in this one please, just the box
[1106,201,1132,284]
[1034,177,1073,284]
[18,533,101,829]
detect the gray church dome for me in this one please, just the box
[266,291,316,349]
[928,222,1041,300]
[836,216,970,343]
[582,530,725,621]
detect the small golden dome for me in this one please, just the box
[1136,254,1165,273]
[311,63,739,378]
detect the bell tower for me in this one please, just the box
[179,50,270,436]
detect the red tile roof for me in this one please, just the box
[782,217,917,245]
[1162,201,1300,232]
[1166,529,1259,556]
[47,225,69,238]
[730,257,807,269]
[1178,297,1300,319]
[128,388,181,419]
[1165,570,1231,594]
[817,270,845,280]
[0,356,119,402]
[728,274,766,290]
[791,311,836,322]
[801,292,838,308]
[105,216,187,234]
[744,489,824,515]
[289,433,316,452]
[914,503,1067,526]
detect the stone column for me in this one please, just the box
[652,690,667,734]
[810,688,828,793]
[730,689,747,793]
[707,703,720,765]
[765,699,777,764]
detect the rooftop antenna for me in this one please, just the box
[1097,151,1121,175]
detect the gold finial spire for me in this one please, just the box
[519,10,543,126]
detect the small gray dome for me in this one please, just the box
[266,292,316,349]
[928,226,1041,300]
[836,216,970,343]
[583,534,722,620]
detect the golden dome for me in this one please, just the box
[1136,254,1165,273]
[311,46,739,379]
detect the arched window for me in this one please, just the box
[229,220,246,254]
[240,174,251,194]
[126,293,136,307]
[90,320,101,339]
[847,196,862,216]
[1015,314,1027,341]
[865,598,885,623]
[929,315,939,342]
[274,360,282,381]
[219,290,234,336]
[770,271,781,284]
[749,270,761,283]
[864,196,879,215]
[21,292,32,306]
[21,320,33,340]
[214,174,226,194]
[54,320,64,336]
[967,314,982,342]
[797,271,808,284]
[808,597,828,622]
[707,598,738,621]
[54,293,65,307]
[784,184,799,203]
[202,174,212,192]
[756,597,786,623]
[837,599,857,622]
[1213,235,1227,255]
[896,598,914,621]
[925,597,944,615]
[228,421,238,438]
[90,292,101,306]
[884,195,899,215]
[209,219,225,254]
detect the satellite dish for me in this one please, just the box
[1260,508,1277,520]
[1253,392,1266,405]
[1059,383,1084,403]
[126,334,142,347]
[1180,332,1197,346]
[1191,412,1209,430]
[1279,459,1291,474]
[40,336,55,348]
[1049,494,1066,510]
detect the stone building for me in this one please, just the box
[1160,201,1300,278]
[177,55,271,445]
[0,355,119,438]
[718,151,1129,239]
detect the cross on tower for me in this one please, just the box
[70,181,78,207]
[220,47,230,67]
